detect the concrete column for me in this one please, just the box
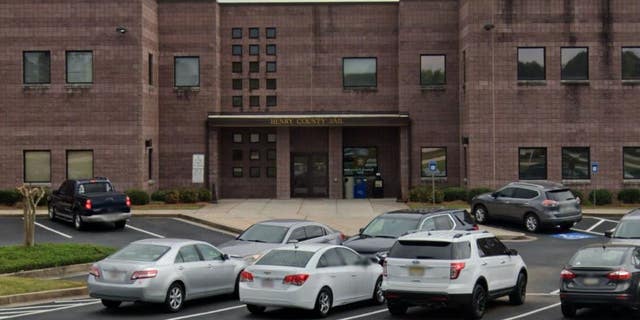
[328,127,343,199]
[207,128,220,200]
[399,126,410,201]
[276,127,291,199]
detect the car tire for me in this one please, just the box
[372,277,385,305]
[101,299,121,309]
[509,272,527,305]
[164,282,185,313]
[561,302,577,318]
[233,271,241,298]
[467,283,487,320]
[48,205,56,221]
[473,205,489,224]
[387,302,408,316]
[114,221,126,230]
[524,213,540,233]
[246,304,266,314]
[73,214,85,231]
[313,287,333,318]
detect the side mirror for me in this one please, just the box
[359,228,365,235]
[222,253,229,261]
[507,249,518,256]
[604,230,613,238]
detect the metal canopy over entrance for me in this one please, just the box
[207,113,410,128]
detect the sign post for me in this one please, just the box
[591,161,599,209]
[428,160,438,206]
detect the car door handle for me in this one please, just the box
[208,264,215,269]
[351,275,357,277]
[330,275,337,278]
[481,262,488,266]
[177,266,184,271]
[500,260,506,264]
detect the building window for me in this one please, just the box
[174,56,200,87]
[267,167,276,178]
[249,78,259,90]
[232,150,243,161]
[249,45,260,56]
[249,27,259,39]
[517,47,545,81]
[519,148,547,180]
[24,151,51,183]
[233,167,243,177]
[232,79,243,90]
[267,133,276,143]
[250,133,260,143]
[250,167,260,178]
[232,45,242,56]
[66,51,93,84]
[561,47,589,81]
[250,150,260,160]
[562,147,590,180]
[266,44,277,56]
[343,148,378,176]
[267,149,276,160]
[232,62,242,73]
[250,96,260,107]
[266,27,276,39]
[232,96,243,108]
[23,51,50,84]
[67,150,93,180]
[148,53,154,85]
[233,133,243,143]
[266,78,277,90]
[624,147,640,179]
[232,28,242,39]
[622,47,640,80]
[266,61,277,73]
[420,147,446,177]
[249,61,259,73]
[266,95,277,107]
[343,57,377,88]
[420,54,446,85]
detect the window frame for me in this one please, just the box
[249,95,260,107]
[342,57,377,89]
[249,78,260,90]
[518,147,548,180]
[232,133,243,143]
[266,78,277,90]
[249,61,259,73]
[148,53,154,85]
[232,96,243,108]
[266,27,277,39]
[249,44,260,56]
[420,146,447,178]
[23,150,51,184]
[266,166,276,178]
[232,45,243,56]
[517,47,546,81]
[231,28,243,39]
[623,147,640,179]
[173,56,200,87]
[250,167,261,178]
[266,44,277,56]
[232,167,243,178]
[561,47,589,81]
[232,149,243,161]
[266,95,277,107]
[622,47,640,80]
[66,150,94,180]
[232,79,243,90]
[420,54,447,86]
[266,61,277,73]
[249,27,259,39]
[23,51,51,85]
[561,147,591,180]
[232,61,243,73]
[250,150,260,161]
[65,50,93,84]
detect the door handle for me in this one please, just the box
[481,262,488,266]
[500,260,506,264]
[208,264,214,269]
[178,266,184,271]
[330,275,337,278]
[351,275,357,278]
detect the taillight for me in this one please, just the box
[283,274,309,286]
[450,262,466,279]
[472,224,479,231]
[542,199,559,207]
[240,271,254,282]
[126,196,131,207]
[576,196,581,205]
[339,233,346,241]
[84,199,92,210]
[131,269,158,280]
[560,269,576,280]
[383,260,388,277]
[89,265,101,278]
[607,269,631,281]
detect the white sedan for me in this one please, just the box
[239,243,385,317]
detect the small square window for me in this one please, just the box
[622,47,640,80]
[250,96,260,107]
[266,27,277,39]
[267,149,276,160]
[420,54,446,85]
[249,45,260,56]
[66,51,93,84]
[266,44,277,56]
[250,167,260,178]
[267,133,276,143]
[561,47,589,81]
[266,95,277,107]
[267,167,276,178]
[343,57,377,88]
[67,150,94,179]
[266,78,277,90]
[232,149,243,161]
[233,167,243,177]
[518,48,545,81]
[250,62,260,73]
[232,96,243,108]
[233,133,243,143]
[266,61,277,73]
[562,147,590,179]
[232,79,243,90]
[519,148,547,180]
[174,56,200,87]
[624,147,640,179]
[24,150,51,183]
[420,147,446,177]
[250,133,260,143]
[250,79,259,90]
[232,45,243,56]
[23,51,51,84]
[232,62,242,73]
[250,150,260,160]
[249,28,259,39]
[232,28,242,39]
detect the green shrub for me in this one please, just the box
[409,185,444,203]
[164,190,180,204]
[150,190,167,202]
[442,187,468,202]
[125,189,150,205]
[0,189,22,206]
[197,188,212,202]
[179,189,198,204]
[589,189,613,205]
[467,187,493,203]
[618,188,640,204]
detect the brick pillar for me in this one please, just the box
[399,126,410,201]
[328,127,343,199]
[207,128,220,200]
[276,127,291,199]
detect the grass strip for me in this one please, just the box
[0,276,84,296]
[0,243,116,274]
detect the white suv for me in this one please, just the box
[381,230,527,319]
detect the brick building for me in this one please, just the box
[1,0,639,200]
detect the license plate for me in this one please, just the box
[262,279,274,288]
[409,267,425,277]
[583,278,599,286]
[106,271,125,281]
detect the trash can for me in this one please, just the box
[354,177,368,199]
[344,177,354,199]
[372,172,384,198]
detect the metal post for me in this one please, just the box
[432,173,435,206]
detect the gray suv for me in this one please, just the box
[471,181,582,233]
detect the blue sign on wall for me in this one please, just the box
[591,162,599,174]
[428,160,438,173]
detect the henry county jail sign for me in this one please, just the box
[269,117,344,126]
[207,114,410,128]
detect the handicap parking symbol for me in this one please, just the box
[551,232,596,240]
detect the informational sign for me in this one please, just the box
[591,161,599,174]
[428,160,438,173]
[192,154,205,183]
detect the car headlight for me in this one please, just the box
[243,253,263,264]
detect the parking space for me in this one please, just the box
[571,216,619,236]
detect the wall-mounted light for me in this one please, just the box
[483,23,495,31]
[116,26,127,34]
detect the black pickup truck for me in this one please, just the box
[48,178,131,230]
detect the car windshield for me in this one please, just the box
[361,216,420,238]
[388,240,471,260]
[547,189,575,201]
[109,244,170,262]
[237,224,289,243]
[569,247,629,267]
[78,182,113,194]
[255,250,314,268]
[613,220,640,239]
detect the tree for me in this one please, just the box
[17,185,46,247]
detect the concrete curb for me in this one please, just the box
[0,287,88,306]
[2,263,92,279]
[173,214,244,234]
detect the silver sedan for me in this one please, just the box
[88,239,247,312]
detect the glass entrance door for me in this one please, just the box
[291,153,328,197]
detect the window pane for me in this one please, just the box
[249,27,259,39]
[250,150,260,160]
[66,51,92,83]
[266,44,276,56]
[67,150,93,179]
[562,147,590,179]
[233,167,243,177]
[519,148,547,180]
[233,133,243,143]
[249,62,259,73]
[175,57,199,87]
[232,79,242,90]
[266,78,277,90]
[111,244,170,262]
[624,147,640,179]
[250,167,260,177]
[249,45,259,56]
[622,48,640,80]
[232,96,243,107]
[256,250,314,268]
[250,133,260,143]
[267,133,276,143]
[561,48,588,80]
[250,96,259,107]
[232,28,242,39]
[420,55,445,85]
[232,62,242,73]
[232,45,242,56]
[24,151,50,183]
[267,61,277,72]
[267,167,276,177]
[266,27,277,39]
[343,58,376,88]
[250,79,259,90]
[232,149,243,161]
[24,52,50,84]
[343,147,378,176]
[420,147,446,177]
[267,149,276,160]
[518,48,545,80]
[266,95,277,107]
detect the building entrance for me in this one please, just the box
[291,153,328,197]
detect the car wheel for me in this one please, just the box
[114,221,126,230]
[164,282,185,313]
[524,213,540,233]
[509,272,527,305]
[561,302,577,318]
[233,271,241,298]
[314,287,333,318]
[473,205,489,224]
[467,283,487,320]
[73,214,85,231]
[48,206,56,221]
[372,277,385,305]
[246,304,266,314]
[101,299,121,309]
[387,302,408,316]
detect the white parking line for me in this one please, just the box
[164,304,245,320]
[0,301,100,320]
[125,224,165,238]
[586,219,606,232]
[549,289,560,295]
[500,302,561,320]
[336,309,387,320]
[171,218,238,237]
[34,222,72,239]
